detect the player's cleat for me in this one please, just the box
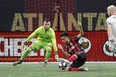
[13,60,23,66]
[83,67,88,71]
[44,61,48,67]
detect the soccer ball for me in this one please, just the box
[58,61,67,70]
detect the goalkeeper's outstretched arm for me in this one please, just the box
[51,29,59,60]
[25,30,38,43]
[20,28,38,50]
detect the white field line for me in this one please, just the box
[0,61,116,64]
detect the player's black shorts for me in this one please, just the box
[70,52,86,68]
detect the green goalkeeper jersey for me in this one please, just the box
[25,26,58,51]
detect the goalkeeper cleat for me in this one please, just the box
[44,61,48,67]
[83,67,88,71]
[13,60,23,66]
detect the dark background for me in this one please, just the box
[0,0,116,31]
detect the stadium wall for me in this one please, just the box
[0,0,116,62]
[0,32,115,62]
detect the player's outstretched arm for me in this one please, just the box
[77,21,84,38]
[58,44,70,58]
[20,28,39,50]
[26,30,38,43]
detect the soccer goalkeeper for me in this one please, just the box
[13,18,58,66]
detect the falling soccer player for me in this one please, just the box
[13,18,59,66]
[58,21,88,71]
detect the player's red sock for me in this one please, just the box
[68,55,77,62]
[68,67,84,71]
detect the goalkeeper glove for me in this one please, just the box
[20,44,25,50]
[55,54,59,61]
[20,41,28,50]
[54,51,59,61]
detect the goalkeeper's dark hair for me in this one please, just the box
[44,18,50,22]
[60,32,69,37]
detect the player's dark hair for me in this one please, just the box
[44,18,50,22]
[60,32,69,37]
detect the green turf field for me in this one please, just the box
[0,62,115,77]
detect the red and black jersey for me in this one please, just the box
[63,37,84,56]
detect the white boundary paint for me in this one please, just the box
[0,61,116,64]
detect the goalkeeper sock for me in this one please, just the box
[68,55,77,62]
[44,59,48,63]
[20,47,32,60]
[45,47,51,62]
[68,67,84,71]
